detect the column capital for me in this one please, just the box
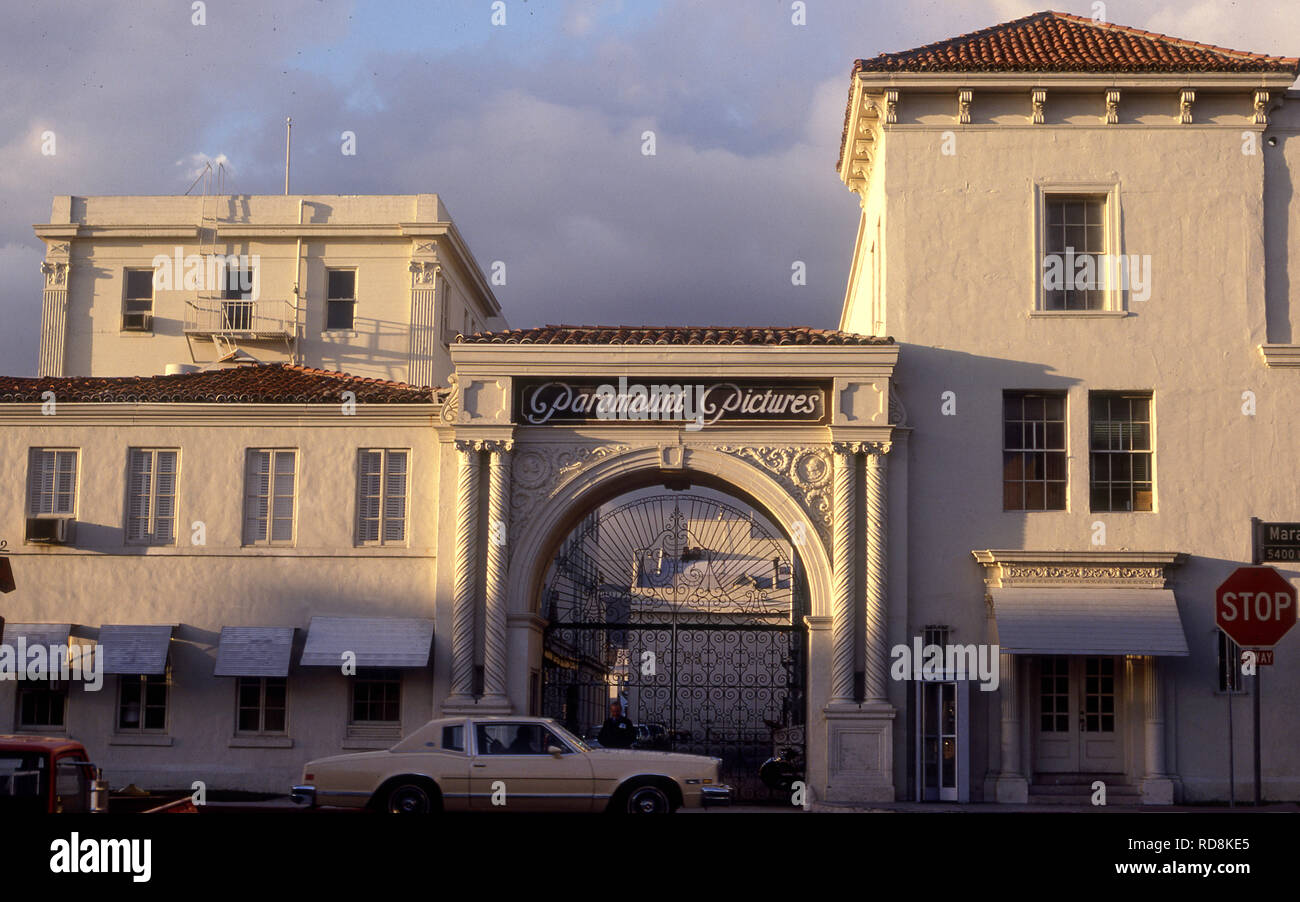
[482,439,514,455]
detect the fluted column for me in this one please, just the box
[481,440,512,704]
[863,443,890,702]
[829,443,857,704]
[1143,656,1167,778]
[998,652,1022,777]
[447,440,481,703]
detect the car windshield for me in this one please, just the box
[547,722,591,752]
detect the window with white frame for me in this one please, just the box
[243,449,297,545]
[27,449,78,516]
[126,449,178,545]
[356,449,408,545]
[1042,195,1107,311]
[236,677,287,734]
[117,673,168,732]
[1089,392,1154,512]
[17,679,67,731]
[326,268,356,330]
[122,269,155,331]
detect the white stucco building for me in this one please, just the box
[1,11,1298,806]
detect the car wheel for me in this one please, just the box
[386,781,435,814]
[624,783,672,814]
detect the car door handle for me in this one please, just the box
[473,763,487,768]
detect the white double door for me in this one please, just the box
[1034,655,1123,773]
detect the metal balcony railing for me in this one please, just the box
[184,298,296,339]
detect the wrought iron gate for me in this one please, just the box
[540,492,807,802]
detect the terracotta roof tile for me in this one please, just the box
[855,11,1300,74]
[457,325,891,346]
[0,364,437,404]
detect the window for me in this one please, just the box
[1089,392,1154,512]
[350,669,401,724]
[17,679,66,730]
[326,269,356,330]
[117,674,168,732]
[475,722,569,755]
[356,449,408,545]
[1003,392,1066,511]
[243,449,297,545]
[442,724,465,752]
[221,264,256,329]
[1082,656,1115,732]
[126,449,178,545]
[1043,195,1106,311]
[236,677,287,734]
[922,624,951,649]
[1039,656,1069,732]
[122,269,154,331]
[1218,633,1245,693]
[27,449,77,516]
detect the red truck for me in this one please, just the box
[0,735,108,814]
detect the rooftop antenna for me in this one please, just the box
[284,117,292,195]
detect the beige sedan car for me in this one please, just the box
[290,716,731,814]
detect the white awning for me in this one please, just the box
[98,625,174,675]
[214,627,295,677]
[989,588,1189,656]
[2,623,72,648]
[299,617,434,668]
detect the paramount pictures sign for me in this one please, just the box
[515,377,830,427]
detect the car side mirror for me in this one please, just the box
[547,745,565,758]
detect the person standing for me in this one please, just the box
[597,700,636,748]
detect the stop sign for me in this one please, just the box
[1216,566,1298,648]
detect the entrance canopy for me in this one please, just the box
[989,588,1189,656]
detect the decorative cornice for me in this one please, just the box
[972,549,1187,589]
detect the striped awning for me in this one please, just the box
[214,627,295,677]
[299,617,434,668]
[989,588,1189,656]
[98,625,174,675]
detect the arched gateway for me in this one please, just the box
[435,326,902,804]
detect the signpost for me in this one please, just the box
[1216,564,1297,806]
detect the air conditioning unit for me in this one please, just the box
[26,518,75,544]
[122,313,153,332]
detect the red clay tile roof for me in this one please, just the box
[855,11,1300,74]
[457,325,891,346]
[0,363,437,404]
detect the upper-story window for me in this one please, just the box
[1043,195,1106,311]
[1089,392,1154,512]
[356,449,409,546]
[326,269,357,331]
[243,449,297,545]
[1003,391,1066,511]
[125,448,178,545]
[28,449,78,517]
[122,269,155,332]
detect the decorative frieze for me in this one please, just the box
[973,550,1186,589]
[715,446,834,546]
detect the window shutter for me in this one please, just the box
[383,452,408,542]
[357,451,381,543]
[155,451,177,542]
[127,450,150,540]
[54,451,76,514]
[245,451,271,544]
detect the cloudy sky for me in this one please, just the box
[1,0,1295,375]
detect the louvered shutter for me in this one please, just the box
[383,451,408,543]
